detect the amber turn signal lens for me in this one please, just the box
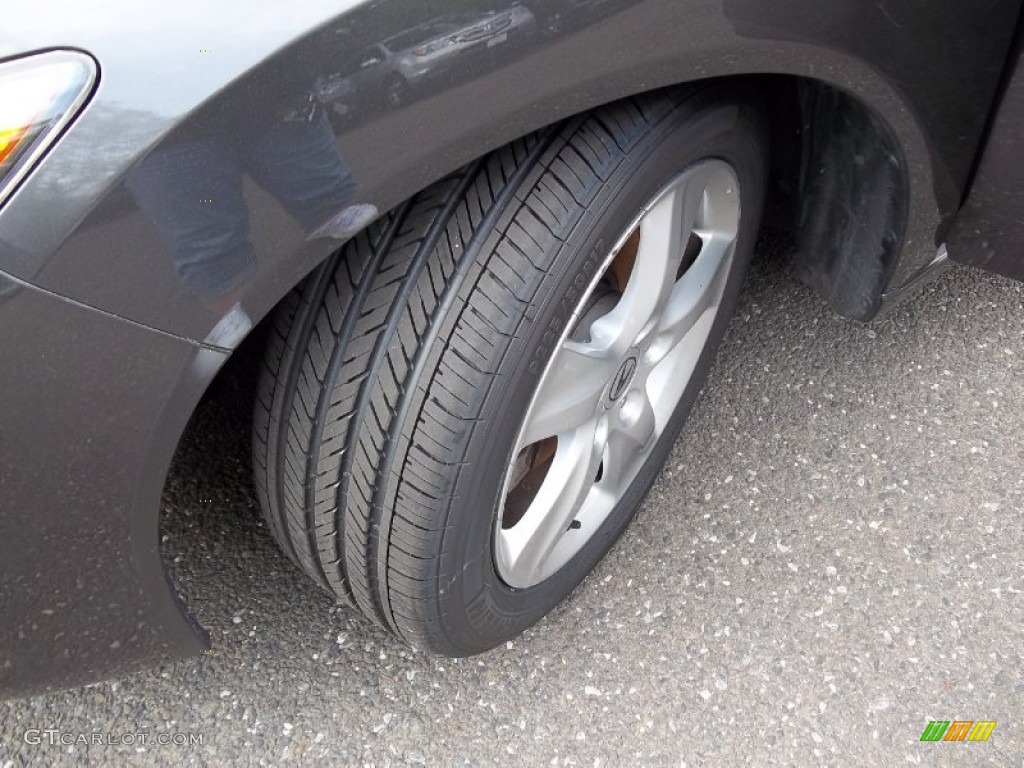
[0,51,96,207]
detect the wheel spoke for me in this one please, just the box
[520,340,616,446]
[652,231,734,353]
[615,390,657,449]
[600,391,656,492]
[495,159,743,590]
[591,166,710,353]
[499,419,606,586]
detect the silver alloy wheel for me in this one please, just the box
[495,159,742,589]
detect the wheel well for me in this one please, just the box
[732,74,909,321]
[204,73,908,431]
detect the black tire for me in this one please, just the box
[253,87,768,655]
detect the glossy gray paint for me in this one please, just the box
[947,45,1024,283]
[0,275,214,695]
[0,0,1021,696]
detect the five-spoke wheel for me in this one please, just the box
[497,160,741,587]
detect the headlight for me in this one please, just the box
[0,50,96,208]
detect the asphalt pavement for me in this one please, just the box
[2,248,1022,767]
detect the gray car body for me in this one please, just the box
[1,0,1023,697]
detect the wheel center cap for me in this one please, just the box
[608,356,638,402]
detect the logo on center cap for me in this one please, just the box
[609,357,638,402]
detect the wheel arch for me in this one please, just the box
[232,71,915,333]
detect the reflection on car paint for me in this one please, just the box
[126,100,377,348]
[117,1,633,347]
[314,4,538,118]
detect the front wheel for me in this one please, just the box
[253,88,768,655]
